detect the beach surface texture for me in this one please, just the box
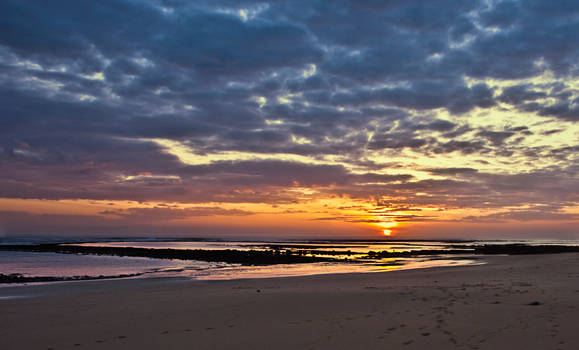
[1,253,578,349]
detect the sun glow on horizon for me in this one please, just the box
[378,221,398,236]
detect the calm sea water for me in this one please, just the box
[0,251,219,278]
[1,238,577,283]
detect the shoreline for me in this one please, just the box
[0,255,485,290]
[3,240,578,285]
[2,253,579,349]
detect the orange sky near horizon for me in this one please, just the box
[1,194,577,240]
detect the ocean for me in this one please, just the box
[1,238,578,283]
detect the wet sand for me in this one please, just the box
[1,253,578,349]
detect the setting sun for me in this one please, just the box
[378,221,398,236]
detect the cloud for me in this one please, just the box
[463,209,579,223]
[497,84,547,105]
[0,0,577,237]
[100,206,255,220]
[429,140,487,155]
[426,168,478,175]
[368,132,427,150]
[476,130,515,146]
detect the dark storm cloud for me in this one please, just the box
[0,0,577,216]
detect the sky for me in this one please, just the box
[0,0,578,240]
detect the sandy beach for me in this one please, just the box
[1,253,578,350]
